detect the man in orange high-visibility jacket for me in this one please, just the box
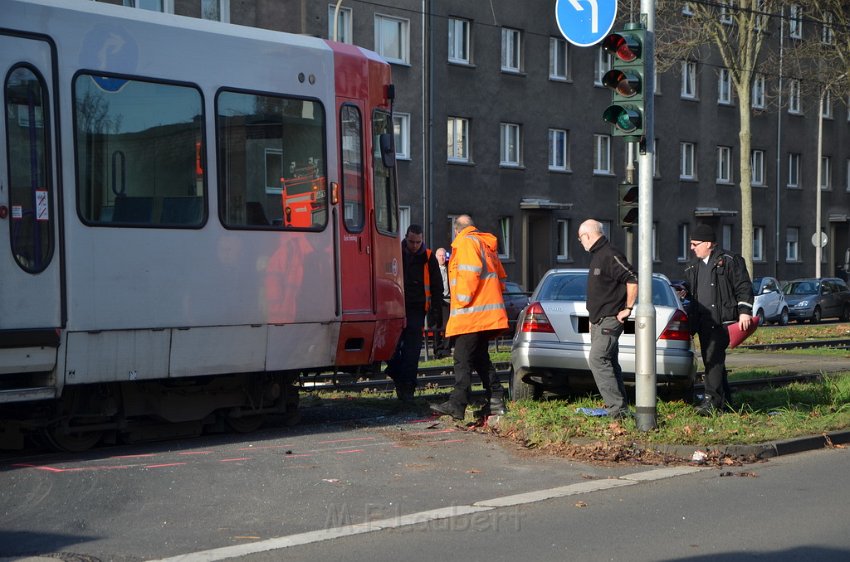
[430,215,508,420]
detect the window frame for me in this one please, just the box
[786,227,800,262]
[789,3,803,39]
[788,79,802,114]
[202,0,230,22]
[753,226,764,262]
[500,27,522,73]
[374,13,410,65]
[392,112,410,160]
[593,134,612,175]
[447,116,469,163]
[718,68,732,104]
[681,60,697,99]
[498,216,512,260]
[717,145,732,183]
[751,149,765,186]
[680,142,696,180]
[499,122,522,167]
[751,73,765,109]
[328,4,353,43]
[548,128,569,171]
[788,153,801,188]
[556,219,570,261]
[448,17,471,64]
[820,156,832,190]
[549,37,569,81]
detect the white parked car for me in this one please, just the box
[752,276,789,325]
[510,269,696,401]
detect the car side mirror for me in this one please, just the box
[379,133,396,168]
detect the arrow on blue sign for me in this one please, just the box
[555,0,618,47]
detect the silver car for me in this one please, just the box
[510,269,696,400]
[752,276,789,325]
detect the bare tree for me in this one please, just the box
[656,0,782,275]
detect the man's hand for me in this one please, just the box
[616,308,632,323]
[738,313,752,331]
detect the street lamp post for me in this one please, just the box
[815,73,846,278]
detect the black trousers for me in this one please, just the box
[448,330,504,408]
[696,319,731,407]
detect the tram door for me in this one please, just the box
[0,35,62,335]
[337,101,374,315]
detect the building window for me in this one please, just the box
[680,142,696,180]
[548,128,569,171]
[821,12,834,44]
[788,153,801,188]
[328,4,353,43]
[753,226,764,261]
[375,14,409,64]
[789,79,802,114]
[447,117,469,162]
[722,224,733,250]
[448,17,470,64]
[681,61,697,99]
[393,112,410,160]
[202,0,229,22]
[499,122,522,166]
[718,68,732,104]
[786,227,800,261]
[557,219,570,261]
[821,156,832,189]
[751,149,765,186]
[123,0,173,12]
[717,146,732,183]
[549,37,569,80]
[789,4,803,39]
[594,134,611,174]
[498,217,512,259]
[595,47,612,85]
[752,74,765,109]
[822,90,833,118]
[678,224,690,260]
[501,28,522,73]
[753,0,767,31]
[846,159,850,192]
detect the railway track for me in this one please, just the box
[740,338,850,351]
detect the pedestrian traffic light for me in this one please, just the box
[618,181,638,227]
[601,23,645,141]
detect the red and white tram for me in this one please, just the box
[0,0,405,450]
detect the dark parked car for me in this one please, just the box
[784,277,850,323]
[503,282,530,333]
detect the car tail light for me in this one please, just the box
[659,309,690,341]
[520,302,555,333]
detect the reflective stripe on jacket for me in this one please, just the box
[445,226,508,337]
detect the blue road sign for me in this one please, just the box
[555,0,618,47]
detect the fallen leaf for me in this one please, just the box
[575,501,588,508]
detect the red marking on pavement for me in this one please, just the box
[178,451,214,456]
[316,437,375,445]
[335,449,364,454]
[145,463,187,469]
[220,457,251,462]
[12,464,66,473]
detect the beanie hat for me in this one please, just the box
[691,224,716,242]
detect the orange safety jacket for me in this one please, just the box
[445,226,508,337]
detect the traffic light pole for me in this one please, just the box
[634,0,656,431]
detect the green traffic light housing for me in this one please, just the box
[603,105,642,134]
[601,23,646,141]
[618,181,639,227]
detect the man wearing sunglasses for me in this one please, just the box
[681,224,753,416]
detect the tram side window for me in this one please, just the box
[4,65,54,273]
[372,110,398,236]
[216,90,326,230]
[340,104,364,233]
[74,74,205,227]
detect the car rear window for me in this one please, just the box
[537,274,677,307]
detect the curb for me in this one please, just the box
[639,429,850,460]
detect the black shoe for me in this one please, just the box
[430,400,465,420]
[695,401,720,417]
[488,397,507,416]
[609,408,632,420]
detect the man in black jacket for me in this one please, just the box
[682,224,753,415]
[386,224,443,401]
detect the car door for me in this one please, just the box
[0,35,63,340]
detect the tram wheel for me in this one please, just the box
[224,414,265,433]
[42,426,104,453]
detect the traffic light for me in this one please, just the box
[618,181,638,227]
[601,23,645,141]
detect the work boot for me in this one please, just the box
[488,396,507,416]
[430,400,465,420]
[695,400,721,417]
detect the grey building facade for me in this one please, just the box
[103,0,850,291]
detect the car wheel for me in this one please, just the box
[779,308,789,326]
[756,309,766,326]
[510,367,540,401]
[811,307,822,324]
[842,305,850,322]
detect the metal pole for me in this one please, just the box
[332,0,343,42]
[635,0,656,431]
[816,88,824,278]
[774,6,785,279]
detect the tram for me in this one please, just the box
[0,0,405,450]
